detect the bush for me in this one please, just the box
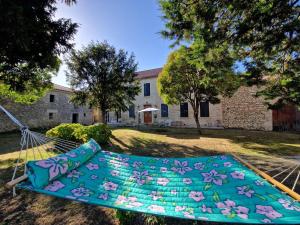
[46,123,112,144]
[73,124,112,144]
[46,123,83,142]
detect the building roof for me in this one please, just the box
[53,84,73,92]
[136,68,162,79]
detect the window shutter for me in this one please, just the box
[180,103,188,117]
[200,101,210,117]
[161,104,168,117]
[144,83,150,96]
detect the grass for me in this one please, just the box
[0,128,300,225]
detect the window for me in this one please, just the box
[180,103,188,117]
[129,105,135,118]
[161,104,168,117]
[49,112,54,120]
[49,94,55,102]
[144,83,150,96]
[200,101,210,117]
[84,113,86,117]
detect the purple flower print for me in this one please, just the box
[220,155,227,160]
[171,190,177,195]
[149,191,162,200]
[224,162,232,167]
[213,163,219,167]
[237,186,254,198]
[89,142,98,152]
[125,197,143,208]
[91,174,98,180]
[171,160,192,175]
[160,167,168,173]
[163,159,169,164]
[148,205,165,213]
[216,199,249,219]
[35,156,68,180]
[117,155,129,167]
[65,152,77,158]
[175,206,186,212]
[131,170,153,185]
[103,181,118,191]
[115,195,143,208]
[255,180,264,186]
[189,191,205,202]
[67,169,81,179]
[183,178,192,184]
[201,204,212,213]
[98,193,108,200]
[71,187,92,197]
[150,166,156,169]
[86,162,99,170]
[261,219,272,223]
[133,161,143,169]
[44,181,65,192]
[157,178,169,186]
[278,198,300,211]
[231,171,245,180]
[201,169,227,185]
[110,170,120,176]
[256,205,282,219]
[183,212,195,219]
[98,157,106,162]
[194,162,205,170]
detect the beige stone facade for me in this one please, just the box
[107,68,273,131]
[0,84,94,132]
[222,86,273,131]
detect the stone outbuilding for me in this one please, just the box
[0,84,94,132]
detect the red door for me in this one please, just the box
[272,105,297,131]
[144,105,152,124]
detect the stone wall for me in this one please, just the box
[222,86,273,131]
[0,89,94,133]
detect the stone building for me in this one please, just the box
[107,68,299,131]
[0,84,94,132]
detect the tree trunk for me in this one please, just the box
[193,111,202,134]
[101,108,107,124]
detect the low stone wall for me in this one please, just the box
[222,86,273,131]
[0,90,94,133]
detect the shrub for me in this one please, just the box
[46,123,83,142]
[73,124,112,144]
[46,123,112,144]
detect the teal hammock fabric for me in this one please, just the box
[18,139,300,224]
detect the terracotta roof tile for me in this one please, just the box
[136,68,162,79]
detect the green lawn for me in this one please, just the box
[0,128,300,225]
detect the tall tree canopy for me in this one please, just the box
[159,0,300,108]
[158,42,239,133]
[66,41,140,123]
[0,0,77,103]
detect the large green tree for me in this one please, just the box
[158,42,239,133]
[0,0,77,103]
[159,0,300,108]
[66,41,140,123]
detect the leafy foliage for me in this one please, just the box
[0,0,77,103]
[158,42,239,132]
[46,123,112,144]
[73,124,112,144]
[159,0,300,107]
[66,41,140,123]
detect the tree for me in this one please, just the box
[159,0,300,108]
[66,41,140,123]
[0,0,77,103]
[158,42,239,133]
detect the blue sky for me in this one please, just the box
[53,0,172,86]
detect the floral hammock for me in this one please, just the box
[16,139,300,224]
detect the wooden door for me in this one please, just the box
[144,105,152,124]
[272,105,297,131]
